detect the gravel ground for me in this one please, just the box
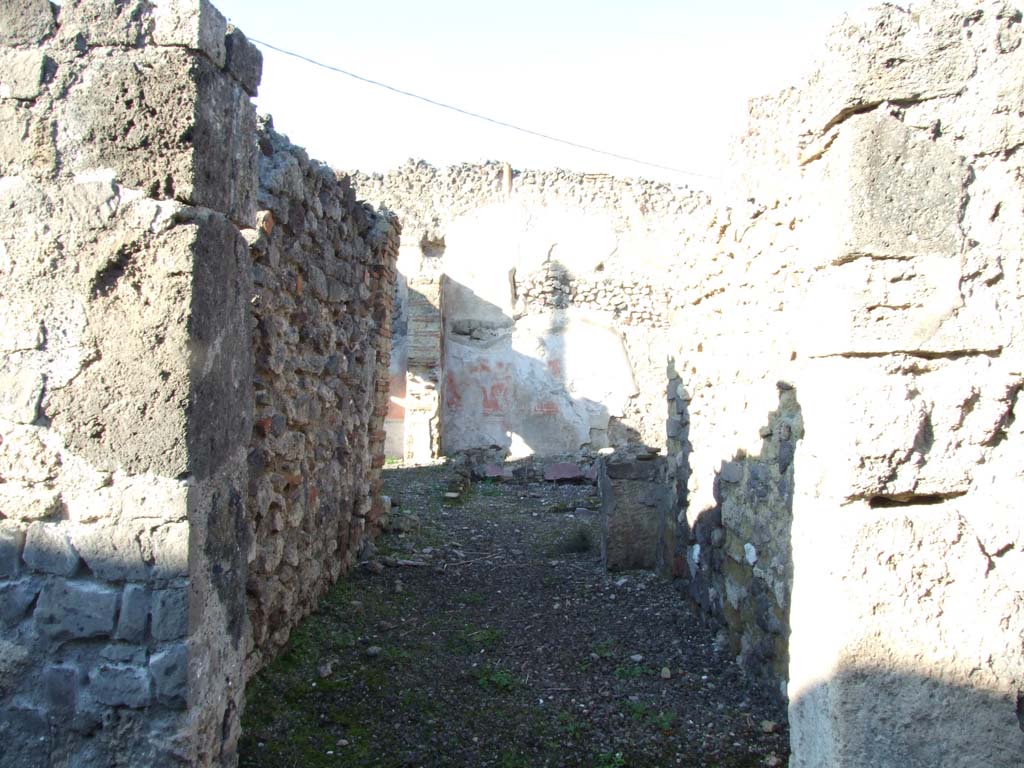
[239,462,789,768]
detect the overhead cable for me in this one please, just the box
[248,37,720,181]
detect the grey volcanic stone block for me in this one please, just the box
[0,707,49,768]
[0,0,55,46]
[0,578,41,626]
[150,643,187,708]
[225,25,262,96]
[100,643,146,664]
[43,664,78,713]
[719,461,743,484]
[34,580,118,640]
[0,527,25,578]
[114,584,150,642]
[151,588,188,641]
[23,522,81,576]
[89,663,151,708]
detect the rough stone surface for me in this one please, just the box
[225,24,262,96]
[245,117,399,673]
[152,0,228,68]
[150,643,188,708]
[34,580,118,640]
[42,665,78,713]
[0,578,41,627]
[0,707,49,768]
[151,587,188,641]
[89,663,152,708]
[598,455,667,572]
[22,521,81,576]
[0,525,26,578]
[114,584,150,642]
[0,0,55,46]
[1,1,1020,767]
[0,2,264,765]
[662,2,1024,764]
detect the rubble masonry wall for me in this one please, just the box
[245,120,398,675]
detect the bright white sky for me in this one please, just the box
[213,0,871,189]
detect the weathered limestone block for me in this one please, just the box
[152,0,228,68]
[58,46,257,224]
[0,0,55,46]
[45,210,250,479]
[803,1,976,134]
[0,363,45,424]
[54,0,152,47]
[0,48,47,100]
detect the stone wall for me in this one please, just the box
[354,164,720,460]
[667,1,1024,764]
[0,1,260,764]
[0,2,398,766]
[244,120,399,674]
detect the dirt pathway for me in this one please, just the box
[239,462,789,767]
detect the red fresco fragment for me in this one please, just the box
[482,382,509,415]
[533,400,559,416]
[445,372,463,410]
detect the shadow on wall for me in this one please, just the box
[420,268,642,458]
[791,665,1024,768]
[673,373,802,702]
